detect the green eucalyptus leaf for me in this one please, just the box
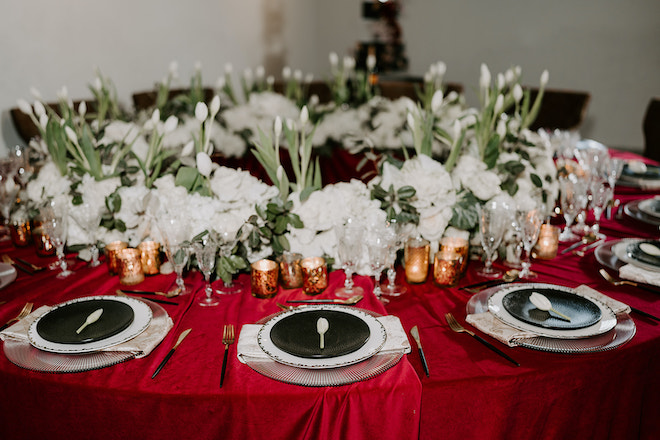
[530,173,543,188]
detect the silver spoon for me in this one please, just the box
[317,317,329,350]
[76,308,104,334]
[529,292,571,321]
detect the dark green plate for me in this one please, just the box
[270,309,370,359]
[627,240,660,267]
[621,164,660,180]
[502,288,602,330]
[36,298,135,344]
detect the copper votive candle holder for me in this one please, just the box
[440,236,469,274]
[301,257,328,296]
[251,259,279,299]
[117,248,145,285]
[404,237,430,284]
[533,224,559,260]
[31,222,55,257]
[138,241,161,275]
[9,219,31,247]
[433,250,463,287]
[105,241,128,275]
[276,252,303,289]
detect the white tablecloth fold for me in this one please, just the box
[237,315,411,364]
[0,304,173,358]
[466,285,630,347]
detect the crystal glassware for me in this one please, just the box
[477,200,509,278]
[158,216,191,296]
[0,157,20,226]
[516,208,543,279]
[40,203,73,279]
[334,219,364,298]
[558,175,588,242]
[72,201,104,267]
[194,238,219,307]
[589,178,612,240]
[380,219,411,297]
[215,229,246,295]
[365,230,391,304]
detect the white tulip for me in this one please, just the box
[78,101,87,118]
[195,102,209,122]
[169,61,179,77]
[93,77,103,92]
[57,86,69,101]
[285,118,294,131]
[406,112,416,130]
[216,76,226,89]
[151,109,160,125]
[497,73,505,90]
[329,52,339,68]
[343,57,355,71]
[540,70,549,87]
[274,116,282,138]
[505,68,515,85]
[196,152,213,177]
[224,63,233,75]
[282,66,291,80]
[367,54,377,71]
[243,68,253,87]
[309,95,319,107]
[16,99,32,116]
[29,87,42,99]
[496,119,507,139]
[256,65,265,79]
[181,140,195,156]
[194,61,202,73]
[164,115,178,133]
[39,114,49,129]
[209,95,221,116]
[276,165,284,182]
[267,76,275,86]
[294,69,303,82]
[452,120,462,141]
[300,106,309,125]
[424,72,433,83]
[64,126,78,144]
[435,61,447,77]
[513,84,523,103]
[480,64,491,90]
[462,114,477,128]
[305,73,314,84]
[431,90,444,113]
[494,94,504,114]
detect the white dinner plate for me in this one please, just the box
[28,296,152,354]
[0,263,17,290]
[258,305,387,369]
[612,239,660,273]
[487,284,617,339]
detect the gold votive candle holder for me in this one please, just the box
[31,222,55,257]
[440,236,469,274]
[251,259,279,299]
[117,248,145,285]
[301,257,328,296]
[433,250,463,286]
[276,252,303,289]
[404,237,430,284]
[105,241,128,275]
[533,224,560,260]
[9,219,31,247]
[138,241,161,275]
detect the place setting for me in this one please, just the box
[617,161,660,191]
[0,295,173,373]
[595,237,660,294]
[462,282,636,355]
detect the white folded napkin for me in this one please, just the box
[0,267,15,277]
[237,315,411,364]
[466,285,630,347]
[0,304,173,358]
[619,263,660,287]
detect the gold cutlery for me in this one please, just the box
[152,328,192,379]
[14,258,45,272]
[286,294,363,305]
[410,326,430,377]
[220,324,235,388]
[0,302,34,331]
[2,254,35,274]
[116,290,178,306]
[463,270,519,294]
[574,239,605,257]
[561,235,597,255]
[445,312,520,367]
[120,288,180,298]
[598,269,660,295]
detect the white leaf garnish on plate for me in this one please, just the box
[639,243,660,256]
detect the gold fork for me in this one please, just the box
[445,312,520,367]
[220,324,235,388]
[0,302,34,331]
[598,268,660,294]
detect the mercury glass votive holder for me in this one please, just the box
[439,236,469,275]
[404,237,430,284]
[533,224,560,260]
[117,248,145,285]
[9,219,31,247]
[276,252,303,289]
[31,222,55,257]
[433,250,463,287]
[301,257,328,296]
[105,241,128,275]
[251,259,279,299]
[138,241,161,275]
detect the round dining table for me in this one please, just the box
[0,149,659,440]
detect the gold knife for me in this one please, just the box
[151,328,192,379]
[410,326,430,377]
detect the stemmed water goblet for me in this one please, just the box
[334,218,364,298]
[516,208,543,279]
[158,216,192,296]
[194,237,219,307]
[365,229,392,304]
[381,218,411,297]
[41,203,73,279]
[589,177,612,240]
[558,175,588,242]
[72,201,104,267]
[477,200,509,278]
[215,229,246,295]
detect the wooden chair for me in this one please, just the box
[131,87,215,112]
[642,97,660,162]
[525,88,591,131]
[10,100,97,144]
[377,77,463,102]
[272,81,333,104]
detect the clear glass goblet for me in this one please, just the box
[516,209,543,279]
[366,230,391,304]
[194,238,219,307]
[41,205,73,279]
[381,219,411,297]
[158,216,191,295]
[477,200,508,278]
[589,178,612,240]
[558,175,587,242]
[72,201,104,267]
[334,219,364,298]
[215,229,246,295]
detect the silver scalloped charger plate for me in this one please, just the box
[28,296,152,354]
[488,284,617,339]
[258,305,386,369]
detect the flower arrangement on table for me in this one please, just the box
[13,57,557,281]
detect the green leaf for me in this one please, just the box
[397,185,416,200]
[483,134,500,169]
[530,173,543,188]
[449,192,480,230]
[174,166,201,191]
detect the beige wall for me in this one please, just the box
[2,0,658,153]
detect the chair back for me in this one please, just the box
[643,97,660,161]
[526,88,591,131]
[132,88,215,112]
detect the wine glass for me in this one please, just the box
[589,177,612,240]
[194,237,219,307]
[334,218,364,298]
[158,216,191,296]
[41,204,73,279]
[365,229,391,304]
[516,209,543,279]
[381,219,411,297]
[215,229,246,295]
[477,200,508,278]
[71,201,104,267]
[0,157,20,226]
[558,175,588,242]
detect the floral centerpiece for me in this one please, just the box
[14,58,557,279]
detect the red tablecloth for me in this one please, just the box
[1,149,659,440]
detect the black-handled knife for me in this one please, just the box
[410,326,430,377]
[631,307,660,322]
[471,333,520,367]
[152,328,192,379]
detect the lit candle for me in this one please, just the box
[439,237,469,274]
[276,252,303,289]
[433,250,462,286]
[301,257,328,295]
[534,224,559,260]
[105,241,128,275]
[405,237,430,284]
[117,248,145,285]
[251,259,279,299]
[138,241,161,275]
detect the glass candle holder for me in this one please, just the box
[300,257,328,296]
[31,221,55,257]
[251,259,279,299]
[404,237,430,284]
[105,241,128,275]
[533,224,560,260]
[440,236,469,275]
[117,248,145,285]
[433,250,463,287]
[9,217,31,247]
[276,252,303,289]
[138,241,161,275]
